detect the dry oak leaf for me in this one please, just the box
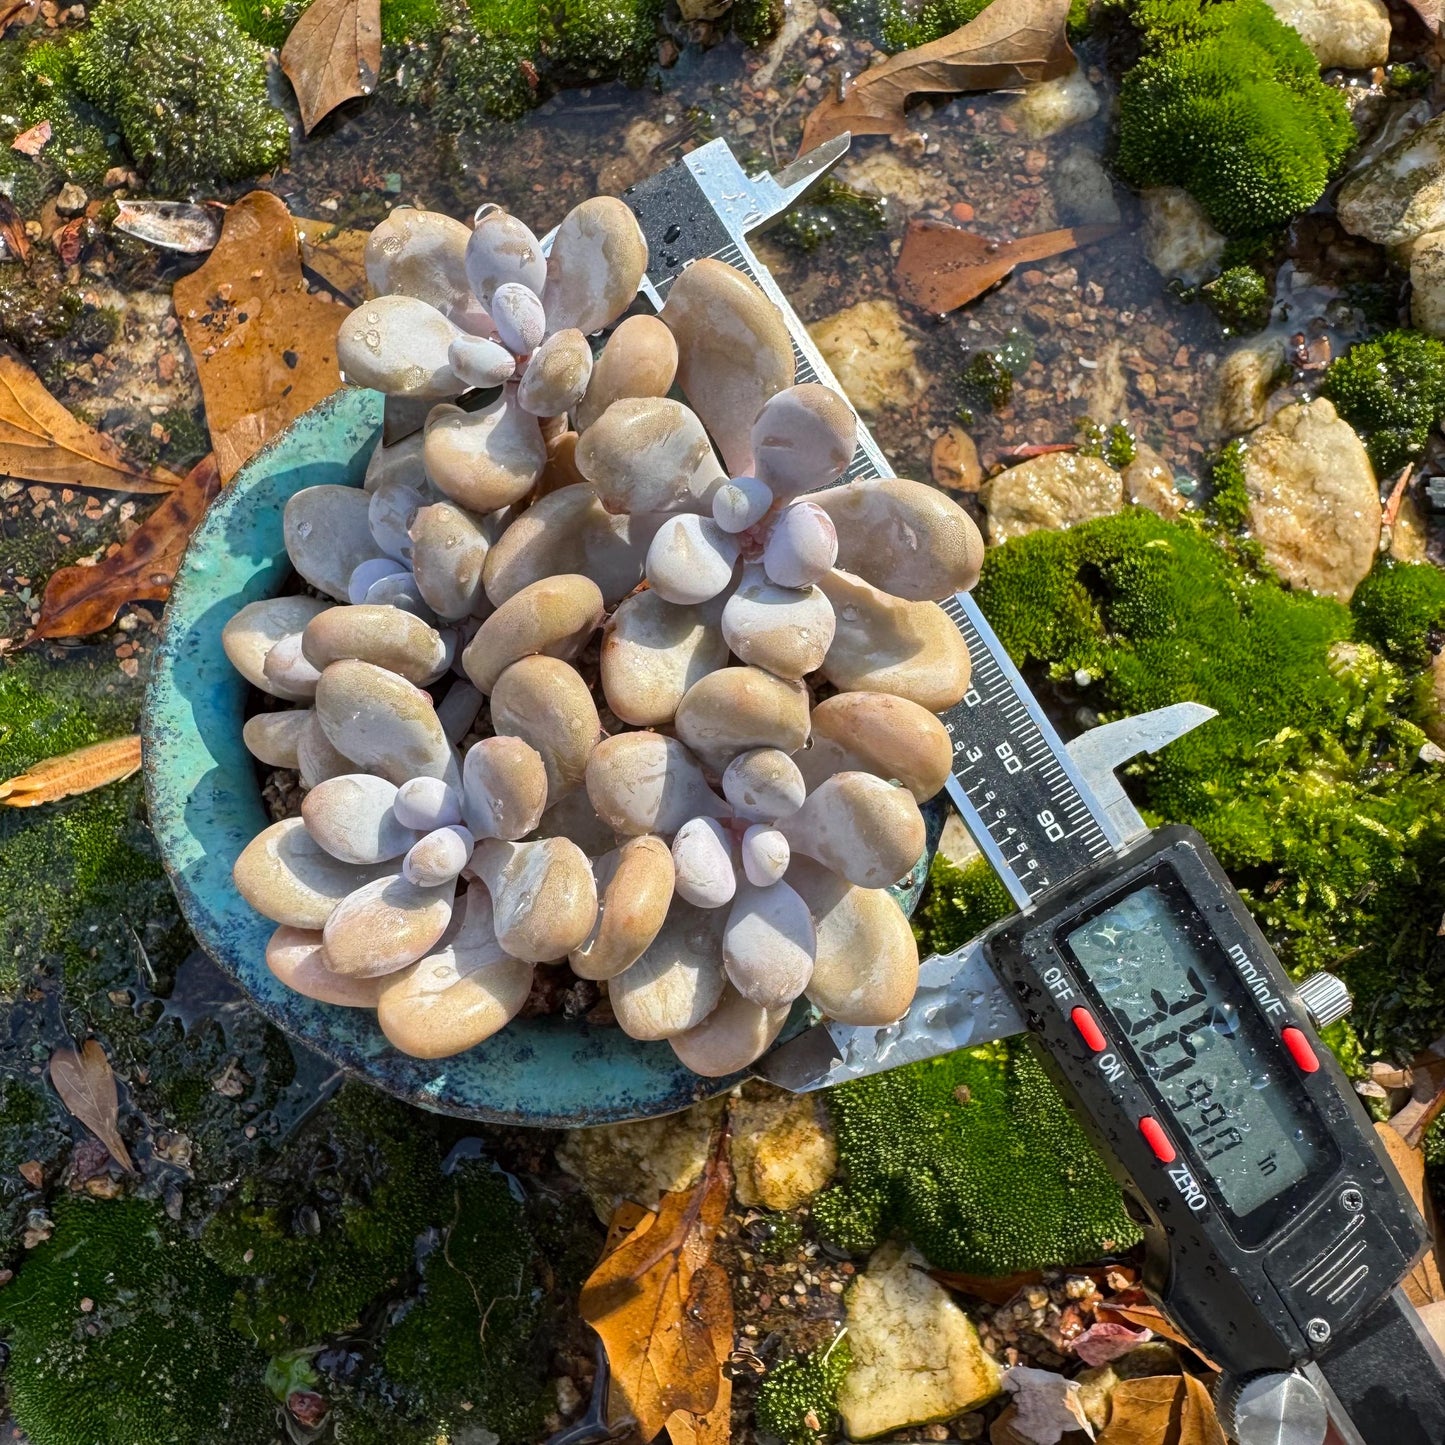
[281,0,381,135]
[0,734,141,807]
[33,454,222,639]
[896,220,1120,316]
[49,1038,136,1173]
[1093,1297,1219,1373]
[295,215,371,303]
[9,117,48,155]
[799,0,1074,154]
[0,350,178,492]
[173,191,350,482]
[1373,1120,1445,1307]
[580,1124,735,1442]
[1096,1373,1225,1445]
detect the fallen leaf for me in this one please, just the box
[0,194,29,262]
[580,1124,735,1442]
[18,1160,42,1188]
[665,1263,733,1445]
[33,454,222,639]
[113,199,223,254]
[295,215,371,302]
[799,0,1074,153]
[0,350,178,492]
[1073,1320,1154,1367]
[0,0,38,30]
[1002,1365,1094,1443]
[10,117,49,155]
[1093,1300,1219,1372]
[995,442,1078,461]
[0,735,142,807]
[281,0,381,135]
[173,191,349,482]
[1096,1373,1225,1445]
[1386,1043,1445,1149]
[1374,1121,1445,1305]
[48,1039,135,1172]
[931,1268,1049,1304]
[896,219,1120,315]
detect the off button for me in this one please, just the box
[1139,1116,1177,1164]
[1070,1007,1107,1052]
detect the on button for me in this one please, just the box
[1139,1116,1176,1164]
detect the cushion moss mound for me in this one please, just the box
[0,1197,273,1445]
[1320,330,1445,479]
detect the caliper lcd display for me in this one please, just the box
[1062,868,1337,1236]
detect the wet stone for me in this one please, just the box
[284,484,385,602]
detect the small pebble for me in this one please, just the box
[490,282,547,355]
[671,816,737,909]
[403,824,475,886]
[394,776,463,831]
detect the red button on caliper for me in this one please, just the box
[1070,1007,1107,1052]
[1139,1116,1177,1163]
[1282,1026,1320,1074]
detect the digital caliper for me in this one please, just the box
[612,134,1445,1445]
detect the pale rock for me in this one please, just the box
[409,501,492,621]
[368,476,431,564]
[402,824,474,886]
[1202,336,1288,442]
[1052,146,1122,226]
[314,659,457,785]
[470,835,598,961]
[750,384,858,501]
[712,475,774,534]
[284,485,383,601]
[364,208,472,317]
[662,257,796,474]
[578,396,725,516]
[1390,487,1430,563]
[296,712,355,790]
[609,899,728,1039]
[461,573,604,692]
[301,604,447,685]
[1265,0,1390,69]
[722,565,835,680]
[723,878,816,1009]
[981,452,1123,544]
[265,925,386,1008]
[837,149,950,212]
[489,654,600,797]
[741,824,789,887]
[576,313,677,431]
[1338,114,1445,249]
[814,475,984,601]
[447,333,516,390]
[543,196,649,337]
[490,282,546,355]
[1002,1367,1093,1444]
[1411,228,1445,339]
[394,776,462,831]
[465,207,547,307]
[463,734,549,839]
[243,708,310,769]
[790,855,919,1025]
[730,1084,837,1209]
[233,816,384,929]
[673,666,812,774]
[424,392,546,514]
[223,595,332,698]
[721,748,806,823]
[601,589,730,727]
[586,732,730,836]
[321,873,455,976]
[1140,187,1226,287]
[570,835,675,980]
[671,816,737,909]
[377,883,534,1058]
[798,691,953,802]
[1122,442,1188,519]
[302,773,417,864]
[1233,397,1381,601]
[817,570,972,712]
[780,771,925,889]
[762,501,838,589]
[363,570,435,620]
[670,987,789,1078]
[1010,67,1100,139]
[646,514,740,605]
[518,328,593,417]
[839,1241,1003,1438]
[483,482,649,607]
[808,298,927,415]
[364,431,426,493]
[349,558,410,605]
[338,295,463,397]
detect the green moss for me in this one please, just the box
[1075,417,1138,468]
[0,36,118,196]
[775,178,885,254]
[730,0,785,46]
[384,1160,557,1444]
[0,1079,69,1260]
[1116,0,1354,237]
[545,0,665,84]
[831,0,988,52]
[74,0,288,190]
[1352,561,1445,671]
[1203,265,1271,334]
[915,852,1014,955]
[974,511,1445,1057]
[756,1337,852,1445]
[0,1197,273,1445]
[1320,330,1445,478]
[1208,437,1250,529]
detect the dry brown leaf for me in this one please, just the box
[0,350,177,492]
[581,1125,735,1442]
[295,215,371,302]
[49,1039,135,1172]
[666,1261,734,1445]
[10,117,48,155]
[1093,1300,1220,1372]
[1374,1121,1445,1306]
[799,0,1074,153]
[0,735,141,807]
[173,192,349,482]
[896,219,1120,315]
[281,0,381,135]
[1386,1044,1445,1149]
[33,454,221,639]
[0,194,29,263]
[1096,1373,1225,1445]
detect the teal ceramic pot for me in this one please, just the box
[143,388,940,1126]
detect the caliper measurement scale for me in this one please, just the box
[615,136,1445,1445]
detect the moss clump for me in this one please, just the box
[957,331,1035,426]
[544,0,665,84]
[1207,437,1250,530]
[0,1197,273,1445]
[755,1337,852,1445]
[0,37,117,201]
[776,178,885,254]
[74,0,288,190]
[730,0,785,46]
[1203,265,1271,334]
[1320,330,1445,478]
[1116,0,1353,237]
[1352,561,1445,671]
[974,511,1445,1057]
[1075,417,1138,468]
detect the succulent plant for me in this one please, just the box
[224,193,985,1076]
